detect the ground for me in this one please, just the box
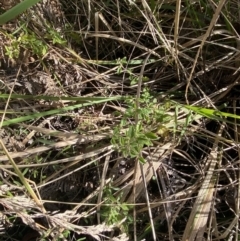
[0,1,240,241]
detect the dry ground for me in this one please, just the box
[0,0,240,241]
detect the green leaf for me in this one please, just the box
[128,126,136,139]
[22,168,29,176]
[119,137,124,146]
[145,132,158,140]
[130,76,138,86]
[6,191,13,197]
[139,156,146,164]
[130,146,139,157]
[137,137,152,146]
[121,203,129,211]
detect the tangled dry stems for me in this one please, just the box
[0,0,240,240]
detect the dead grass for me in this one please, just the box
[0,0,240,240]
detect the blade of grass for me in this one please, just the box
[169,100,240,124]
[183,105,240,121]
[0,0,42,25]
[0,94,123,101]
[2,97,122,126]
[0,139,46,213]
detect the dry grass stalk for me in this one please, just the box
[182,124,224,240]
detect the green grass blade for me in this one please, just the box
[2,97,120,126]
[184,105,240,121]
[0,0,42,25]
[0,94,123,102]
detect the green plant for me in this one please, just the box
[4,30,48,59]
[58,229,71,240]
[101,184,132,233]
[44,27,67,46]
[3,23,66,61]
[111,89,172,162]
[20,31,48,56]
[4,37,20,59]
